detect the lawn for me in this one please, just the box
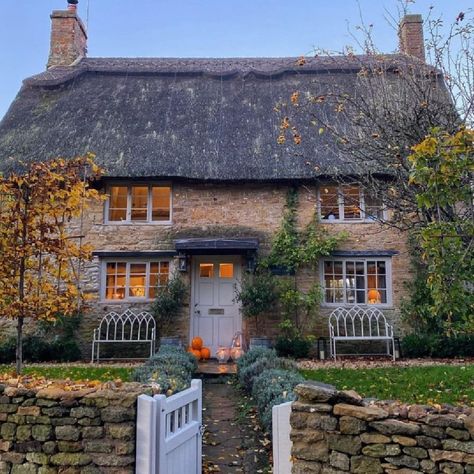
[301,364,474,406]
[0,365,135,382]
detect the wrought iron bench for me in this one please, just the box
[91,309,156,363]
[328,305,396,360]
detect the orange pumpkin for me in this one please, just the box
[201,347,211,360]
[191,336,203,350]
[190,349,202,360]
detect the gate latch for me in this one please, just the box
[199,424,206,437]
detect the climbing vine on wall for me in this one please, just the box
[263,188,347,272]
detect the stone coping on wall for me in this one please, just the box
[290,381,474,474]
[0,380,153,473]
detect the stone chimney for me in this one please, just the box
[47,0,87,68]
[399,14,425,61]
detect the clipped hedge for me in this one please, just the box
[0,335,81,363]
[132,344,197,395]
[237,347,303,432]
[402,333,474,358]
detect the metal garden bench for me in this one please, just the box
[328,305,396,360]
[91,309,156,363]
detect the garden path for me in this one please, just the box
[202,379,270,473]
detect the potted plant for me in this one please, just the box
[235,271,278,348]
[151,273,187,347]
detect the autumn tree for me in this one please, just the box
[0,155,103,373]
[277,4,474,335]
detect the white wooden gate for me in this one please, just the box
[136,379,203,474]
[272,401,293,474]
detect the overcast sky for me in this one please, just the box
[0,0,471,120]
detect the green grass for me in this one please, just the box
[0,365,135,382]
[301,365,474,406]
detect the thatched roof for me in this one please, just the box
[0,55,427,180]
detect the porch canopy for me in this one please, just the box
[175,238,259,255]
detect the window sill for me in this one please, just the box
[101,299,155,304]
[321,303,394,310]
[320,219,385,224]
[102,221,173,226]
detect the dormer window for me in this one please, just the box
[106,184,171,224]
[318,184,385,222]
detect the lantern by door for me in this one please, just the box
[230,332,245,361]
[216,347,230,364]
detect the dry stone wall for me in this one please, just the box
[0,382,151,473]
[290,381,474,474]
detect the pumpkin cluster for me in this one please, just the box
[187,337,211,360]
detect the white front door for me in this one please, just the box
[191,255,242,357]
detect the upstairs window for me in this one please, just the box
[318,184,384,222]
[106,184,171,223]
[322,258,391,306]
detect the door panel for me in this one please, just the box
[192,256,241,356]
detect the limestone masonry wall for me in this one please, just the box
[0,382,150,473]
[290,381,474,474]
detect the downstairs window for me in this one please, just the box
[322,258,391,306]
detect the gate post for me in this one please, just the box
[136,394,158,474]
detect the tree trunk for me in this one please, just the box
[16,316,24,375]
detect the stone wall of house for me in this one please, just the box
[290,381,474,474]
[0,382,150,473]
[0,182,413,357]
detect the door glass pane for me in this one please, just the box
[219,263,234,278]
[199,263,214,278]
[108,186,128,221]
[320,185,339,220]
[152,186,171,221]
[131,186,149,221]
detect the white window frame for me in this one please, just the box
[320,257,393,307]
[100,259,170,302]
[104,183,173,225]
[317,184,386,223]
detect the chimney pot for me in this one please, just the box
[399,14,425,61]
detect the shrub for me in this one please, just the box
[239,356,297,391]
[251,369,304,431]
[0,334,81,364]
[402,333,474,358]
[236,347,276,373]
[275,336,312,359]
[132,345,196,395]
[152,274,187,337]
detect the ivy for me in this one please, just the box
[263,188,347,271]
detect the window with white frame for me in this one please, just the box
[104,260,169,300]
[106,184,171,223]
[318,184,384,221]
[322,258,391,305]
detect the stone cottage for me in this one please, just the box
[0,1,431,357]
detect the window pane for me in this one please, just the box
[356,262,365,275]
[320,186,339,220]
[334,261,343,275]
[342,185,361,219]
[106,262,126,300]
[108,186,128,221]
[131,186,148,221]
[367,261,376,274]
[377,261,386,274]
[356,290,366,303]
[324,261,334,274]
[152,186,171,221]
[219,263,234,278]
[365,192,384,220]
[200,264,214,278]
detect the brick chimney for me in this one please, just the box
[47,0,87,68]
[399,14,425,61]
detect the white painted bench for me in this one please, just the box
[328,305,395,360]
[91,309,156,363]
